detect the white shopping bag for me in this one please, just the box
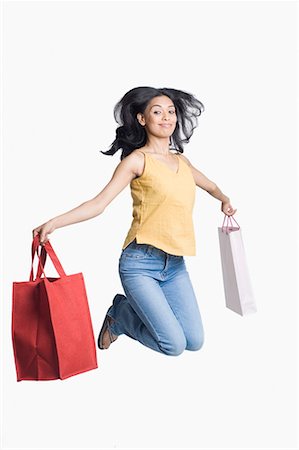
[218,215,257,316]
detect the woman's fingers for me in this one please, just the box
[33,220,57,244]
[32,225,49,245]
[38,232,49,245]
[222,203,237,215]
[226,208,237,216]
[32,230,40,239]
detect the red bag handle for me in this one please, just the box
[30,237,47,280]
[221,214,240,234]
[30,235,66,281]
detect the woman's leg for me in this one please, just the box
[110,274,187,355]
[159,268,204,351]
[107,240,204,356]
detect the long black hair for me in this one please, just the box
[100,86,205,160]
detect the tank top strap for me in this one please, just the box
[136,150,147,157]
[134,150,153,178]
[135,150,150,163]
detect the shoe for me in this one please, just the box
[98,309,118,350]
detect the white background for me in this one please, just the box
[1,1,298,449]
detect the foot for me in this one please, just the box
[98,315,118,350]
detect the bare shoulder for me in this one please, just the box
[131,148,147,159]
[177,152,192,167]
[121,149,145,177]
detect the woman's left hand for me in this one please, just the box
[221,201,237,216]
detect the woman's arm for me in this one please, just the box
[179,154,237,215]
[32,152,142,244]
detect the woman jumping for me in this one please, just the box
[33,86,237,356]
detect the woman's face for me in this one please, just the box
[137,95,177,139]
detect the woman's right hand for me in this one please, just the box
[32,219,56,245]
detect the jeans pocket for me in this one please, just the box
[120,240,151,260]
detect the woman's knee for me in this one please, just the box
[159,334,186,356]
[186,333,204,351]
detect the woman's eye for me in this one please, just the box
[153,110,176,114]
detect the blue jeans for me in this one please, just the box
[107,239,204,356]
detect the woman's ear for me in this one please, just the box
[137,112,145,126]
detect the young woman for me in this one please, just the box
[33,86,237,357]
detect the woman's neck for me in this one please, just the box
[144,141,171,155]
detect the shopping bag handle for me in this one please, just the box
[30,235,66,281]
[30,238,46,280]
[221,214,240,234]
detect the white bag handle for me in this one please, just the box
[221,214,240,234]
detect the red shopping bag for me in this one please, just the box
[12,235,98,381]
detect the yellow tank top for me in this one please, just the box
[122,151,196,256]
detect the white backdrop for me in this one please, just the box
[2,1,298,449]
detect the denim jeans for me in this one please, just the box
[107,239,204,356]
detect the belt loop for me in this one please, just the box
[164,253,169,271]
